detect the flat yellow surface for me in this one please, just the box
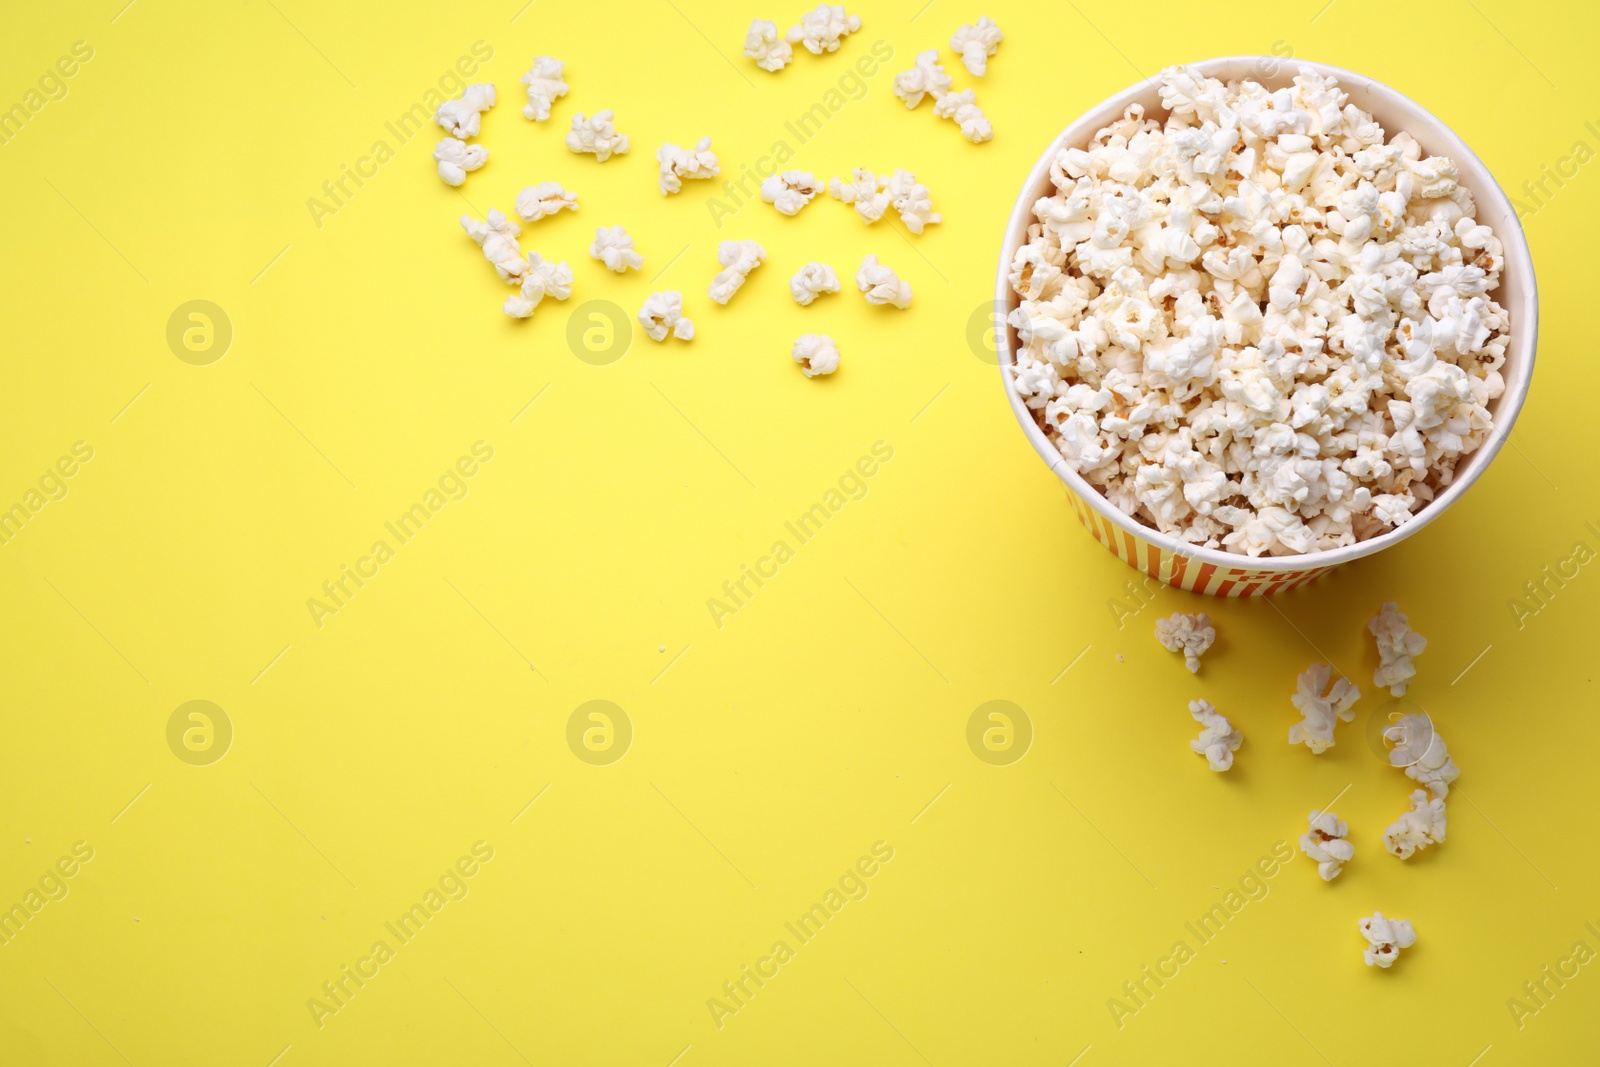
[1,0,1596,1063]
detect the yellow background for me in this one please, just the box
[1,0,1596,1063]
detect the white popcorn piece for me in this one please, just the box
[1299,810,1353,880]
[856,254,912,308]
[433,138,487,186]
[658,136,721,195]
[1368,602,1427,697]
[760,170,822,215]
[434,83,496,139]
[1188,698,1241,771]
[789,262,841,305]
[504,252,574,319]
[893,50,952,108]
[1383,713,1459,799]
[514,181,579,223]
[1288,664,1360,754]
[566,110,630,162]
[1359,912,1417,968]
[589,225,644,273]
[639,291,695,342]
[743,18,794,72]
[461,209,531,283]
[520,56,568,121]
[886,169,941,234]
[785,3,861,54]
[1154,611,1214,673]
[950,16,1002,76]
[829,168,893,224]
[1382,788,1447,859]
[933,88,993,142]
[708,240,766,305]
[792,333,841,377]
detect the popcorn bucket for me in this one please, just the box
[994,56,1538,596]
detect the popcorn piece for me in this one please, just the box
[785,3,861,54]
[933,88,993,143]
[792,333,840,377]
[520,56,568,121]
[566,110,630,162]
[589,225,643,273]
[760,170,822,215]
[856,254,912,308]
[1154,612,1214,673]
[1383,713,1459,799]
[1368,602,1427,697]
[1359,912,1416,969]
[504,253,574,319]
[743,18,794,72]
[1299,810,1353,880]
[893,50,952,108]
[707,240,765,305]
[433,138,487,186]
[639,291,695,342]
[789,262,840,305]
[461,209,531,283]
[829,168,893,224]
[1188,698,1241,771]
[514,181,579,222]
[886,169,941,234]
[950,16,1003,76]
[1288,664,1360,753]
[1382,788,1446,859]
[434,83,496,139]
[658,136,721,195]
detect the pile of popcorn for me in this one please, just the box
[1008,64,1510,557]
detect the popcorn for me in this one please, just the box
[792,333,841,377]
[1006,65,1511,556]
[1383,713,1459,799]
[886,169,941,234]
[504,253,574,318]
[893,50,952,108]
[433,138,487,186]
[566,110,630,161]
[708,240,766,304]
[434,83,496,138]
[950,16,1002,76]
[790,262,841,305]
[856,254,912,308]
[520,56,568,121]
[1358,912,1417,968]
[1382,788,1446,859]
[657,136,721,195]
[1188,698,1242,771]
[1288,663,1359,753]
[1299,810,1353,880]
[639,291,695,342]
[786,4,861,54]
[1155,611,1214,673]
[743,18,793,72]
[760,170,822,215]
[460,210,574,319]
[933,88,993,142]
[1368,602,1427,697]
[514,181,579,222]
[590,225,643,273]
[829,168,940,232]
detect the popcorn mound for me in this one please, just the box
[1006,65,1510,557]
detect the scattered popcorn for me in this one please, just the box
[434,83,496,139]
[1188,698,1242,771]
[1005,65,1510,556]
[1288,663,1360,753]
[760,170,822,215]
[950,16,1003,76]
[743,18,793,72]
[886,169,941,233]
[790,262,841,305]
[1382,788,1447,859]
[708,240,766,304]
[1154,611,1215,673]
[1359,912,1416,968]
[590,225,644,273]
[786,3,861,54]
[792,333,841,377]
[1299,810,1353,880]
[504,252,574,318]
[933,87,993,142]
[514,181,579,222]
[658,136,721,195]
[566,110,630,161]
[460,210,573,319]
[829,168,893,224]
[856,254,912,308]
[1368,602,1427,696]
[433,138,488,186]
[893,50,952,109]
[1384,713,1459,799]
[640,291,695,342]
[520,56,568,121]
